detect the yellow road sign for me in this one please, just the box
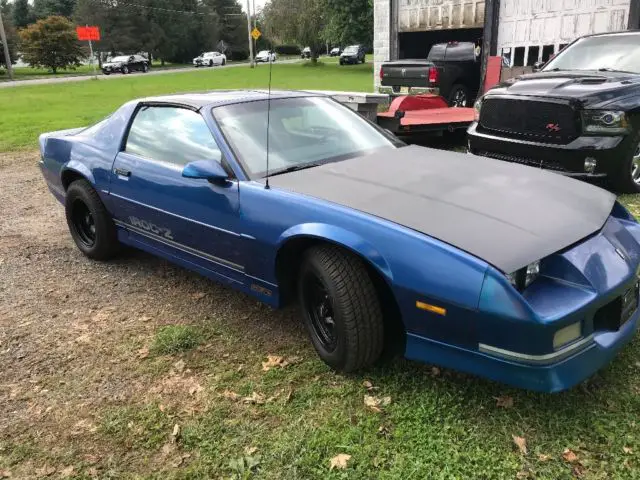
[251,28,261,40]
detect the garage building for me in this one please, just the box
[374,0,640,88]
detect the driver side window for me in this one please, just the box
[125,106,222,167]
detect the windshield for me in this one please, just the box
[543,33,640,73]
[343,46,358,54]
[213,97,402,178]
[110,56,129,62]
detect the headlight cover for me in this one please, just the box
[582,110,629,135]
[473,97,483,122]
[506,260,541,291]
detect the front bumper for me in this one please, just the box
[406,308,638,392]
[468,122,630,178]
[102,66,121,74]
[340,56,359,64]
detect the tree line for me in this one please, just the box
[1,0,373,73]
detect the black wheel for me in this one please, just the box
[339,60,344,66]
[209,60,213,67]
[298,245,384,372]
[142,63,148,73]
[122,66,129,74]
[65,179,119,260]
[447,84,470,107]
[103,71,110,76]
[610,129,640,193]
[222,58,226,66]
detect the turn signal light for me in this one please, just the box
[416,301,447,316]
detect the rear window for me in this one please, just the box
[427,43,475,61]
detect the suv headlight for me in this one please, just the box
[506,260,541,291]
[473,97,483,122]
[582,110,629,135]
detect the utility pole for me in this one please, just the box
[252,0,257,56]
[0,9,13,81]
[245,0,254,68]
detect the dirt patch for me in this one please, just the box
[0,153,306,478]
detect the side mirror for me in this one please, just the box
[533,61,545,72]
[182,159,228,184]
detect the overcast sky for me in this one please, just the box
[243,0,268,12]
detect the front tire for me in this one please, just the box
[65,179,119,260]
[610,130,640,193]
[142,64,148,73]
[298,245,384,372]
[447,84,470,107]
[122,66,129,74]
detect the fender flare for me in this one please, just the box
[61,161,96,188]
[276,223,394,283]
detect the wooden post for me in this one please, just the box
[479,0,500,96]
[0,10,13,80]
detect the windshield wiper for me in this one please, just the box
[268,163,322,177]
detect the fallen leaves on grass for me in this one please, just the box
[364,395,392,413]
[562,448,579,463]
[261,355,301,371]
[245,446,258,455]
[171,423,180,443]
[222,390,241,401]
[0,470,11,478]
[35,465,56,477]
[243,392,266,405]
[623,446,633,454]
[537,454,552,462]
[136,347,149,359]
[172,359,186,373]
[329,453,351,470]
[363,380,378,391]
[512,435,527,455]
[495,395,514,408]
[59,466,74,478]
[191,292,207,300]
[572,464,586,478]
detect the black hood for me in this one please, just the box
[489,70,640,108]
[266,145,615,273]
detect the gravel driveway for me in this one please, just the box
[0,152,305,477]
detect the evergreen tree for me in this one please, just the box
[12,0,34,28]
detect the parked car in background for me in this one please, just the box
[38,90,640,393]
[102,55,149,75]
[330,47,341,56]
[379,41,481,106]
[256,50,277,63]
[339,45,366,65]
[193,51,226,67]
[469,31,640,193]
[301,47,312,59]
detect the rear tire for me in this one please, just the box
[447,84,470,107]
[609,129,640,194]
[298,245,384,372]
[142,64,148,73]
[65,179,119,261]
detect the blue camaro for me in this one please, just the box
[38,90,640,392]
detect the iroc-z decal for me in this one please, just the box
[129,216,174,240]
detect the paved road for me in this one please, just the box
[0,58,300,89]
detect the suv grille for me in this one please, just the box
[479,98,580,144]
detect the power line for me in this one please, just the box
[92,0,244,17]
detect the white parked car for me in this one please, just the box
[255,50,277,63]
[193,51,226,67]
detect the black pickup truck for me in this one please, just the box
[379,41,481,107]
[468,31,640,193]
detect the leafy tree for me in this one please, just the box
[263,0,326,60]
[12,0,34,28]
[34,0,77,19]
[205,0,248,60]
[19,16,83,73]
[323,0,372,48]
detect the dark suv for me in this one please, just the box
[340,45,366,65]
[468,31,640,193]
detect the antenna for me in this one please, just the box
[264,42,274,189]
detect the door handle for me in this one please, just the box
[114,168,131,177]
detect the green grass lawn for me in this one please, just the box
[0,61,372,153]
